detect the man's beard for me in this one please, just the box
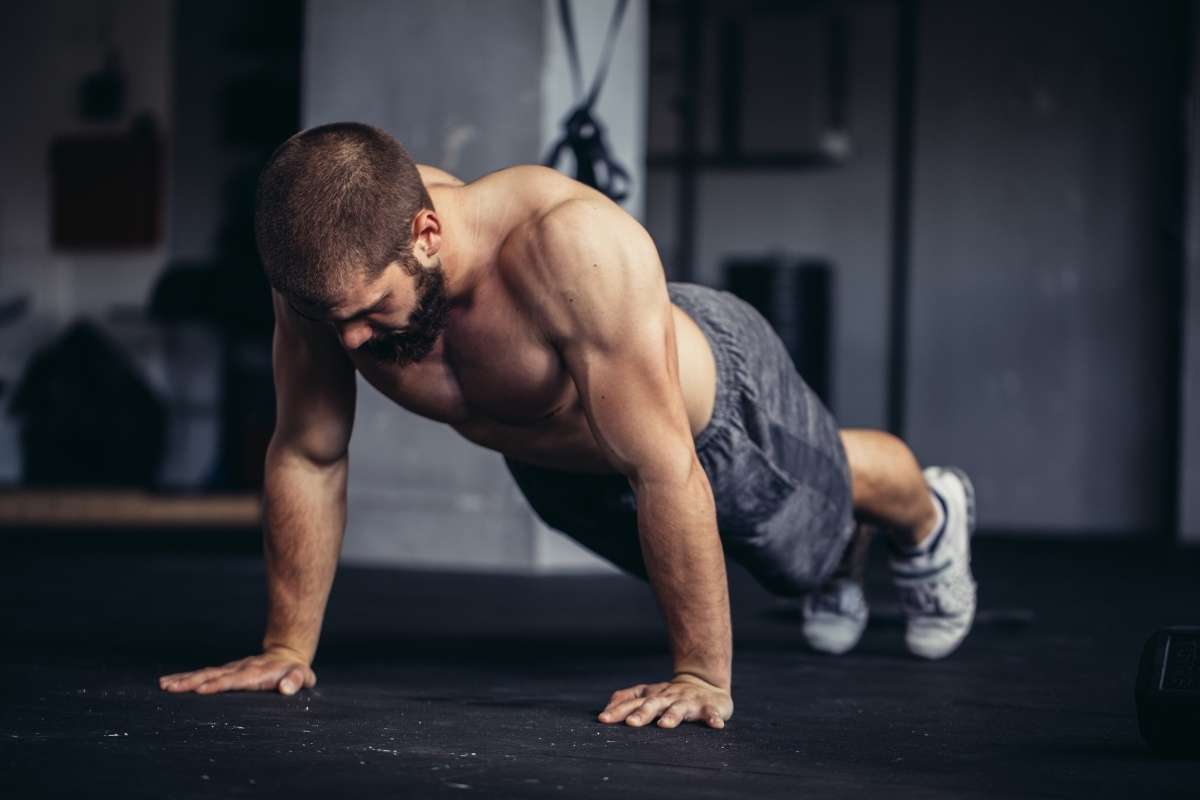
[358,262,451,367]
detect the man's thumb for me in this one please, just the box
[278,668,303,695]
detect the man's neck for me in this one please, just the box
[430,184,491,303]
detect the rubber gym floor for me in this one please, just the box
[2,535,1198,798]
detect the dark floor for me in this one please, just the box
[2,536,1199,799]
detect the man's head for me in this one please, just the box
[255,122,451,366]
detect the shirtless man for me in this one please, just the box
[159,122,977,730]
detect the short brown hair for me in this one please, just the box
[254,122,433,304]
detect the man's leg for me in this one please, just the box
[799,521,874,654]
[840,428,940,547]
[804,428,977,660]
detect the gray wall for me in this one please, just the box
[645,0,1189,538]
[304,0,645,571]
[905,0,1180,535]
[643,2,898,430]
[305,0,545,182]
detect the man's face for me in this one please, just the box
[289,257,452,368]
[357,260,451,366]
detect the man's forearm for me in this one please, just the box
[633,456,732,691]
[261,441,348,664]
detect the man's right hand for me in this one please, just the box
[158,646,316,696]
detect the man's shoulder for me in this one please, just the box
[498,194,609,293]
[476,163,579,194]
[497,194,661,349]
[419,163,571,197]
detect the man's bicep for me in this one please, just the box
[270,291,357,465]
[565,330,697,487]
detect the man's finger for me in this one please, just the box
[608,684,648,705]
[603,682,672,713]
[195,668,275,695]
[160,657,250,685]
[194,675,237,694]
[278,667,306,695]
[303,667,317,689]
[159,671,193,684]
[161,666,236,692]
[159,668,216,689]
[656,699,694,729]
[701,704,726,729]
[160,668,217,684]
[625,695,676,727]
[598,697,644,723]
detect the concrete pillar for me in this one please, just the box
[1180,2,1200,544]
[303,0,645,571]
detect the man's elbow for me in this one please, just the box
[266,432,350,473]
[628,446,704,494]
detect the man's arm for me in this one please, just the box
[526,198,733,730]
[159,290,356,695]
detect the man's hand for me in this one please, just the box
[158,646,316,696]
[598,674,733,730]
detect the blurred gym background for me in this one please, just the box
[1,0,1197,566]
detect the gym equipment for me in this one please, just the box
[1135,626,1200,757]
[724,256,834,405]
[543,0,631,203]
[8,320,167,487]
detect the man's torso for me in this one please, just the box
[341,165,717,474]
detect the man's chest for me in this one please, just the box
[349,277,576,429]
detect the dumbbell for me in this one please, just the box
[1136,626,1200,757]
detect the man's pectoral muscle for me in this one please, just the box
[523,198,734,729]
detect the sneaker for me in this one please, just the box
[889,466,977,660]
[802,577,869,655]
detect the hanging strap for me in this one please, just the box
[545,0,633,204]
[558,0,628,111]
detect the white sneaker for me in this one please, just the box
[889,466,977,660]
[802,577,869,655]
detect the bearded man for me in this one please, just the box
[159,123,977,730]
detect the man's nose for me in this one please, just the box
[339,321,373,351]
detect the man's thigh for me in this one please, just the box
[672,282,856,595]
[697,414,855,597]
[504,416,854,598]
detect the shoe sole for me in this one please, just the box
[803,613,869,655]
[804,628,866,655]
[908,601,976,660]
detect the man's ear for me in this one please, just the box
[411,209,442,263]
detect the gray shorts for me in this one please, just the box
[503,281,855,596]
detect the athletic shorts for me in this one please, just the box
[503,281,855,596]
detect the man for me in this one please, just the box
[159,123,977,730]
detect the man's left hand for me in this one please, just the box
[598,674,733,729]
